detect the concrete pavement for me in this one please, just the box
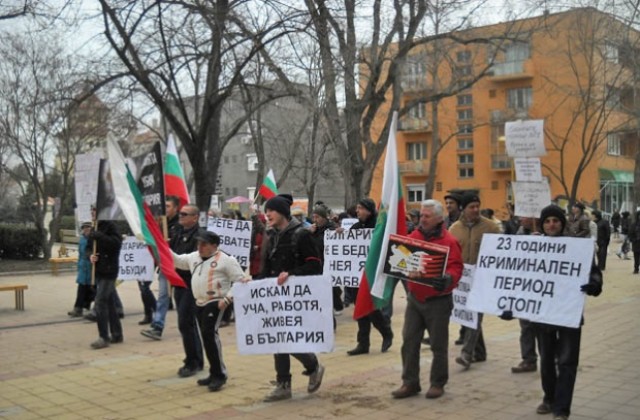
[0,248,639,419]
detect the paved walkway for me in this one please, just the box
[0,249,639,419]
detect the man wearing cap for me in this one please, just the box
[444,193,462,228]
[567,203,590,238]
[309,204,343,315]
[172,231,245,392]
[528,205,603,420]
[449,193,501,369]
[260,194,325,402]
[346,198,394,356]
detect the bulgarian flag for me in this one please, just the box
[107,138,187,288]
[353,112,407,319]
[256,169,278,200]
[164,134,190,208]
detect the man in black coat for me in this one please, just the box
[592,210,610,271]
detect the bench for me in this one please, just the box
[58,229,80,257]
[49,256,78,276]
[0,284,29,310]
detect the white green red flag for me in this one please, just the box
[256,169,278,200]
[164,134,190,208]
[107,138,187,288]
[353,112,407,319]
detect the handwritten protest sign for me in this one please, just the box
[232,275,334,355]
[466,234,593,328]
[513,180,551,218]
[383,234,449,285]
[74,153,102,223]
[206,217,252,268]
[451,264,479,329]
[118,236,154,281]
[323,228,372,288]
[505,119,546,157]
[514,158,543,182]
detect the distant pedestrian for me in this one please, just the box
[629,211,640,274]
[617,211,631,260]
[67,222,94,318]
[592,210,610,271]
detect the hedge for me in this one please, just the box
[0,224,44,259]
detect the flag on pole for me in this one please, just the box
[107,138,187,288]
[353,112,407,319]
[256,169,278,200]
[164,134,190,208]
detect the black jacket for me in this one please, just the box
[89,221,122,280]
[595,218,611,247]
[260,218,322,278]
[309,220,336,265]
[170,224,202,288]
[351,213,377,230]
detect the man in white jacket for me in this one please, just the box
[173,230,246,392]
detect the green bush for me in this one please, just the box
[0,224,43,259]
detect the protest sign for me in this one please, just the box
[232,275,334,355]
[206,217,252,268]
[118,236,154,282]
[383,234,449,285]
[74,153,102,223]
[513,180,551,218]
[466,234,593,328]
[451,264,479,329]
[341,218,358,230]
[130,142,165,216]
[323,228,372,288]
[514,158,543,182]
[505,119,546,157]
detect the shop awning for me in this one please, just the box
[599,168,634,183]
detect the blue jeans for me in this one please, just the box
[138,281,156,318]
[151,272,170,331]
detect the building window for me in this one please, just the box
[457,50,471,62]
[604,41,619,63]
[407,184,426,203]
[458,153,474,179]
[606,85,621,109]
[607,133,621,156]
[459,167,474,178]
[457,94,472,106]
[507,87,532,110]
[225,187,230,195]
[458,139,473,150]
[458,154,474,165]
[455,65,472,78]
[457,109,473,121]
[436,182,442,192]
[232,187,238,196]
[247,153,258,171]
[505,41,530,61]
[406,142,427,160]
[247,187,256,198]
[408,102,427,119]
[458,124,473,135]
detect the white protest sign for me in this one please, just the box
[74,152,102,223]
[451,264,479,329]
[514,158,543,182]
[341,218,358,230]
[505,119,546,157]
[513,180,551,218]
[466,234,593,328]
[209,195,220,212]
[323,228,373,288]
[206,217,252,268]
[118,236,154,281]
[232,275,334,355]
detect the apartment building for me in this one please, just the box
[370,7,638,219]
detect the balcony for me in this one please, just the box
[400,159,430,175]
[488,60,534,82]
[400,74,431,93]
[398,117,431,132]
[491,154,512,171]
[490,108,530,124]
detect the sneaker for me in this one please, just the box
[208,378,226,392]
[84,313,97,322]
[511,361,536,373]
[536,402,552,414]
[333,309,342,316]
[264,381,292,402]
[90,338,109,349]
[140,328,162,341]
[307,364,325,393]
[455,355,471,370]
[177,365,200,378]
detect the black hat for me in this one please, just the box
[444,193,462,205]
[265,194,293,218]
[358,198,376,214]
[312,204,329,219]
[540,205,567,231]
[573,202,585,211]
[195,231,220,245]
[460,193,481,210]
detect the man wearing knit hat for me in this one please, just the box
[449,193,501,369]
[444,193,463,228]
[309,204,343,315]
[259,194,325,402]
[529,204,602,420]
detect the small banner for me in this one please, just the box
[451,264,479,329]
[206,217,252,268]
[118,236,154,282]
[382,234,449,285]
[323,228,373,288]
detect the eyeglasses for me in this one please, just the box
[179,212,197,217]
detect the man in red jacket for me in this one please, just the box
[391,199,463,400]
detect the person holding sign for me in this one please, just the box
[172,231,245,392]
[449,193,501,369]
[259,194,325,402]
[391,200,463,400]
[529,205,603,420]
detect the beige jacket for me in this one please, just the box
[449,215,501,264]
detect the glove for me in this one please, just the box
[429,274,452,292]
[499,310,514,321]
[580,282,601,296]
